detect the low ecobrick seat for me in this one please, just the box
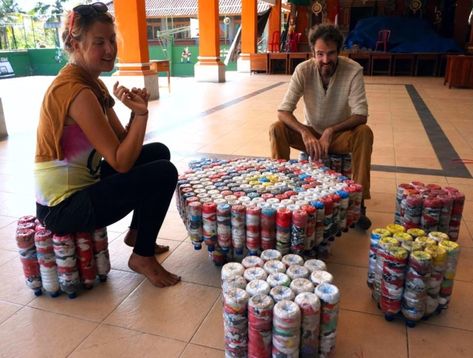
[15,215,111,299]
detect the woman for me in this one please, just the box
[34,2,180,287]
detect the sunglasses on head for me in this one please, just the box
[69,2,108,37]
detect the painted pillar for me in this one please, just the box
[268,0,282,52]
[113,0,159,100]
[0,98,7,139]
[195,0,225,82]
[238,0,257,72]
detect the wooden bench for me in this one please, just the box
[348,52,371,76]
[392,53,415,76]
[250,53,268,73]
[288,52,310,74]
[150,60,171,90]
[269,52,289,74]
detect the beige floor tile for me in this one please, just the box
[70,324,186,358]
[371,170,397,179]
[408,322,473,357]
[162,241,222,288]
[368,211,397,229]
[365,192,396,214]
[0,300,22,324]
[395,156,442,170]
[105,280,220,341]
[446,177,473,186]
[325,229,369,268]
[0,221,20,251]
[28,269,144,322]
[0,248,16,266]
[335,309,408,357]
[181,344,224,358]
[0,306,98,358]
[0,215,16,229]
[371,153,396,166]
[0,257,38,305]
[326,262,380,316]
[109,237,181,273]
[370,177,397,194]
[158,212,189,242]
[191,294,224,350]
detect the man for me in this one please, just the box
[269,24,373,230]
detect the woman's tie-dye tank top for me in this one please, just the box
[34,64,114,206]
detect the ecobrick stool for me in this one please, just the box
[15,215,111,299]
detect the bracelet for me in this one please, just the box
[135,110,149,116]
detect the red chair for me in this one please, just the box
[375,29,390,52]
[268,30,280,52]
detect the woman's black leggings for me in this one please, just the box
[36,143,178,257]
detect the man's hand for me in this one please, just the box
[301,129,323,160]
[319,127,334,158]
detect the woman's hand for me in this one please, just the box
[113,82,148,115]
[131,87,150,105]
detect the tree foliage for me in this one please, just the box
[0,0,71,49]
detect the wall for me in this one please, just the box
[0,50,32,77]
[2,43,237,78]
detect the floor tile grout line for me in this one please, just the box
[0,302,23,327]
[65,320,103,358]
[103,320,190,344]
[145,81,287,140]
[180,341,225,357]
[405,84,471,178]
[98,275,147,323]
[0,304,29,328]
[65,321,191,357]
[23,304,104,324]
[187,293,222,347]
[422,320,473,333]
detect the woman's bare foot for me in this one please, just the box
[124,229,170,254]
[128,253,181,287]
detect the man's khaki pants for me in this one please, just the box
[269,122,373,199]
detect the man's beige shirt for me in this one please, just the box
[278,56,368,134]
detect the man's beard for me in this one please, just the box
[319,61,335,78]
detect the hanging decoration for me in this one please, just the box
[409,0,422,14]
[312,1,323,16]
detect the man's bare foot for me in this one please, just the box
[128,253,181,287]
[124,229,170,255]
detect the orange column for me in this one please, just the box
[195,0,225,82]
[113,0,160,99]
[238,0,257,72]
[268,0,281,52]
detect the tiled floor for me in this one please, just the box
[0,71,472,357]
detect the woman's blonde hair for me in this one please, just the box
[61,9,114,53]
